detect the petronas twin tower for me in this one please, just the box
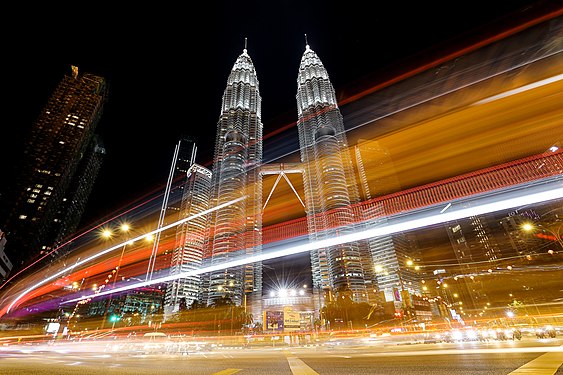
[167,40,374,318]
[207,47,264,314]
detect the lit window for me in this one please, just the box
[19,215,27,220]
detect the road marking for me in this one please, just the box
[286,356,319,375]
[508,351,563,374]
[211,369,242,375]
[359,346,563,357]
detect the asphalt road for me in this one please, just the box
[1,338,562,374]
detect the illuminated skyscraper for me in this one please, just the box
[206,46,263,316]
[146,137,199,283]
[51,135,106,259]
[0,66,107,270]
[296,43,369,306]
[164,163,212,316]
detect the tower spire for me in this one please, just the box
[244,37,248,52]
[304,33,309,48]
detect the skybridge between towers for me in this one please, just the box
[260,163,306,211]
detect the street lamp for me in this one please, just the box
[101,223,134,329]
[522,221,563,249]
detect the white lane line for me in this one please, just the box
[286,356,319,375]
[508,350,563,374]
[211,369,242,375]
[360,346,563,357]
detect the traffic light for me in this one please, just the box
[109,315,120,322]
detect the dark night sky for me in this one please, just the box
[2,1,556,232]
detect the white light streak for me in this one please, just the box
[6,196,247,314]
[440,203,451,214]
[472,73,563,106]
[62,184,563,305]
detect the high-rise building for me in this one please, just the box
[0,66,108,270]
[163,137,198,222]
[296,43,369,307]
[146,137,199,283]
[206,46,263,317]
[51,135,106,259]
[164,163,212,316]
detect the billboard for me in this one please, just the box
[283,308,301,332]
[264,310,284,331]
[264,309,302,332]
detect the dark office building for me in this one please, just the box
[0,66,108,271]
[50,135,106,259]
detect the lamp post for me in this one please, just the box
[101,223,131,329]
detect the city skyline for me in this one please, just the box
[0,0,563,375]
[3,19,558,320]
[2,1,560,314]
[0,6,561,373]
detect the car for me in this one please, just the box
[535,326,556,339]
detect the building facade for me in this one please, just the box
[51,135,106,259]
[296,44,370,307]
[0,66,107,270]
[206,47,263,318]
[164,163,212,316]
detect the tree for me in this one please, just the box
[210,296,234,308]
[189,300,206,310]
[178,297,189,311]
[323,298,385,329]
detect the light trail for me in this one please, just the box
[262,54,563,174]
[440,203,452,214]
[342,55,563,140]
[4,196,247,315]
[60,182,563,306]
[0,195,162,292]
[472,73,563,105]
